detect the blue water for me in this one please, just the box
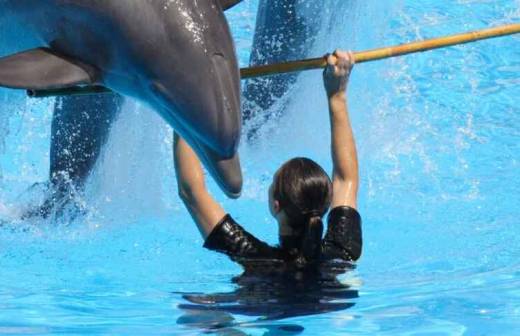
[1,1,520,335]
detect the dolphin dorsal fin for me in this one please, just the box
[0,48,96,90]
[218,0,244,11]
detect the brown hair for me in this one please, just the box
[273,157,332,268]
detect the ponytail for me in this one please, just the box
[295,214,324,269]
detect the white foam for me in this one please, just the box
[0,201,22,221]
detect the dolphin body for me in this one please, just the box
[243,0,322,135]
[0,0,244,198]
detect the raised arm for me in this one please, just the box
[323,50,359,209]
[174,133,280,261]
[173,133,226,239]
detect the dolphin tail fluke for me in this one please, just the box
[0,48,97,90]
[218,0,244,11]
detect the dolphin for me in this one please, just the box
[25,93,124,218]
[0,0,244,198]
[243,0,322,135]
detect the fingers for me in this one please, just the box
[333,49,355,68]
[327,54,337,70]
[325,53,337,76]
[325,49,355,78]
[326,53,336,66]
[348,51,356,65]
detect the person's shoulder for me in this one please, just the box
[328,206,361,224]
[322,206,362,262]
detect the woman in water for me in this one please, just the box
[174,50,361,275]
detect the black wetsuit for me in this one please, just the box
[204,206,362,277]
[179,207,362,326]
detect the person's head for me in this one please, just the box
[268,157,332,267]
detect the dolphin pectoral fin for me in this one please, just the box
[218,0,244,11]
[192,139,243,199]
[0,48,96,90]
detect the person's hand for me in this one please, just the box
[323,50,355,99]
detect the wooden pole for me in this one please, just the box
[241,22,520,78]
[27,22,520,98]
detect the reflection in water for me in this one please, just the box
[176,260,359,334]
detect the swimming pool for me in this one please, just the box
[1,0,519,334]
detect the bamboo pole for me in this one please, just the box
[27,22,520,98]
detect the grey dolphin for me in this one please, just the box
[35,94,123,218]
[243,0,322,134]
[0,0,244,197]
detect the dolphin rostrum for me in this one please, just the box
[0,0,245,197]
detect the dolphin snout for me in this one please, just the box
[195,142,243,198]
[173,122,243,198]
[148,29,242,196]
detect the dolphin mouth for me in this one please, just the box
[154,100,242,197]
[190,139,243,199]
